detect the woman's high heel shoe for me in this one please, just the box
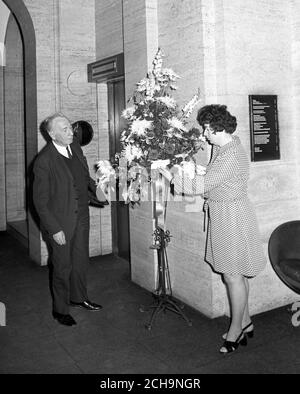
[242,322,254,338]
[222,321,254,340]
[219,331,247,354]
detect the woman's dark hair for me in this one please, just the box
[196,104,237,134]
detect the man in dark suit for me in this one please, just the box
[33,113,104,326]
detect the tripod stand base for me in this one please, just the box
[140,293,193,330]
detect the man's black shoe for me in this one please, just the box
[70,300,103,311]
[53,311,77,326]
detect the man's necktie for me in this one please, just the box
[66,146,72,159]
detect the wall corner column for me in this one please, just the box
[122,0,159,291]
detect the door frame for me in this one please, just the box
[88,54,131,261]
[2,0,40,261]
[107,78,130,261]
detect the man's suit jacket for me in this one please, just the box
[33,140,97,239]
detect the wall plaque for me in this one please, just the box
[87,53,124,83]
[249,95,280,161]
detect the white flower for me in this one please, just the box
[152,48,164,76]
[199,134,207,143]
[167,117,187,131]
[137,75,157,98]
[146,74,156,97]
[131,119,153,136]
[136,78,148,93]
[156,96,176,108]
[96,160,116,189]
[96,160,115,177]
[181,160,196,179]
[151,159,170,170]
[174,131,184,139]
[175,153,188,159]
[122,145,144,164]
[153,83,161,92]
[121,129,132,142]
[122,180,140,203]
[196,164,206,175]
[182,94,201,118]
[161,68,180,81]
[128,184,140,202]
[122,107,135,120]
[121,189,129,202]
[120,134,127,142]
[166,128,175,138]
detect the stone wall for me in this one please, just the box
[95,0,123,59]
[24,0,110,264]
[95,0,300,317]
[156,0,214,315]
[4,15,26,224]
[218,0,298,315]
[98,0,300,317]
[94,0,125,255]
[0,65,5,231]
[0,1,10,230]
[158,0,300,316]
[0,0,111,264]
[122,0,160,291]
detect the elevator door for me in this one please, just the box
[107,79,130,262]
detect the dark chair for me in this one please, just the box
[268,221,300,294]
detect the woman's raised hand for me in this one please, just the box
[196,164,207,176]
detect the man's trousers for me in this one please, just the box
[48,211,89,314]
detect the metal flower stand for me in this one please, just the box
[140,177,192,330]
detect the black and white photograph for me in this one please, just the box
[0,0,300,380]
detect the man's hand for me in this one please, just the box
[53,231,66,245]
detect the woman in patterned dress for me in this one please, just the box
[161,104,266,354]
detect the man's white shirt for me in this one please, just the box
[52,140,72,158]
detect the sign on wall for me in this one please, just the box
[87,53,124,83]
[249,95,280,162]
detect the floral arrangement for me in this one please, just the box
[96,48,205,204]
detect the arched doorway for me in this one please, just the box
[4,12,27,245]
[0,0,39,261]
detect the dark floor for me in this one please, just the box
[0,232,300,374]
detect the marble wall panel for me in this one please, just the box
[121,0,159,290]
[217,0,299,315]
[4,14,26,223]
[20,0,108,262]
[94,0,300,317]
[95,0,123,59]
[157,0,205,106]
[129,201,157,291]
[0,66,5,230]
